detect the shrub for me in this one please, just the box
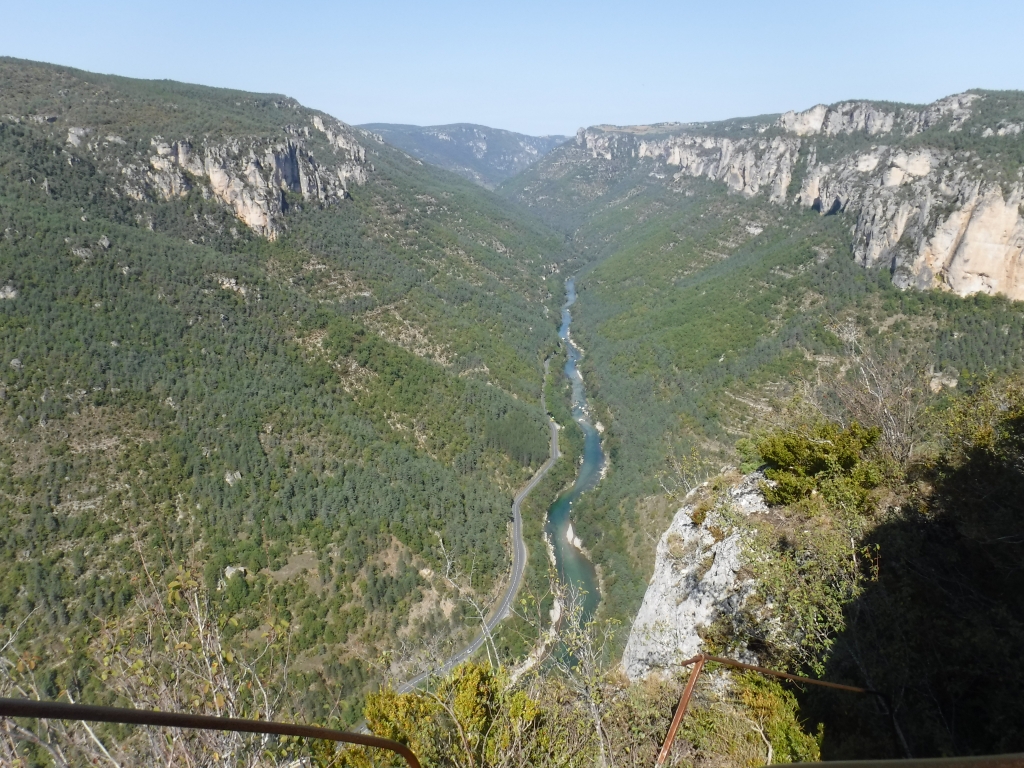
[756,422,882,513]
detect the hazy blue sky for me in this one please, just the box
[5,0,1023,135]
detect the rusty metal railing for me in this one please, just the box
[0,697,421,768]
[656,653,908,767]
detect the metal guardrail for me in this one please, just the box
[7,671,1023,768]
[659,655,884,768]
[0,697,421,768]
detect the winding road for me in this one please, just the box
[396,363,560,693]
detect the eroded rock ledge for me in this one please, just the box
[572,92,1024,301]
[60,114,369,239]
[621,473,766,681]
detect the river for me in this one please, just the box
[545,277,605,620]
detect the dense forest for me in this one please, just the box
[3,57,1024,768]
[0,57,573,736]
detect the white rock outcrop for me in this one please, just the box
[635,134,800,203]
[66,127,89,147]
[621,473,766,681]
[61,114,369,239]
[779,104,827,136]
[775,93,980,138]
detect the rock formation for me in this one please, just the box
[621,473,766,681]
[568,92,1024,300]
[60,114,369,239]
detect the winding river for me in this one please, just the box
[545,277,605,620]
[395,277,604,695]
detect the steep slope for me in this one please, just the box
[360,122,567,188]
[0,58,572,723]
[623,401,1024,759]
[507,90,1024,298]
[498,91,1024,628]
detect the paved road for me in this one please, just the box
[396,365,560,694]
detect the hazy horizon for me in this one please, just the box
[4,0,1024,136]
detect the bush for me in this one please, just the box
[756,422,882,513]
[735,672,822,764]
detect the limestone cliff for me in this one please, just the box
[57,114,369,239]
[560,91,1024,300]
[621,473,766,681]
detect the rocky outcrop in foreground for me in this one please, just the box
[622,473,766,680]
[569,92,1024,300]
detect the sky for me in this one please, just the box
[4,0,1024,136]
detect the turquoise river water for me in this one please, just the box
[544,277,605,620]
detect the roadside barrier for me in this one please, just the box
[6,665,1022,768]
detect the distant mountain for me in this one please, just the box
[359,122,567,188]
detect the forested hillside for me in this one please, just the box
[0,58,573,727]
[4,56,1024,767]
[499,92,1024,632]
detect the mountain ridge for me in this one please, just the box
[504,89,1024,300]
[359,121,567,189]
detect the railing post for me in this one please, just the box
[656,654,705,767]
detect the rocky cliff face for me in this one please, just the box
[49,115,370,239]
[564,91,1024,300]
[361,122,567,188]
[0,58,377,239]
[622,473,766,681]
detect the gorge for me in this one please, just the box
[2,55,1024,764]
